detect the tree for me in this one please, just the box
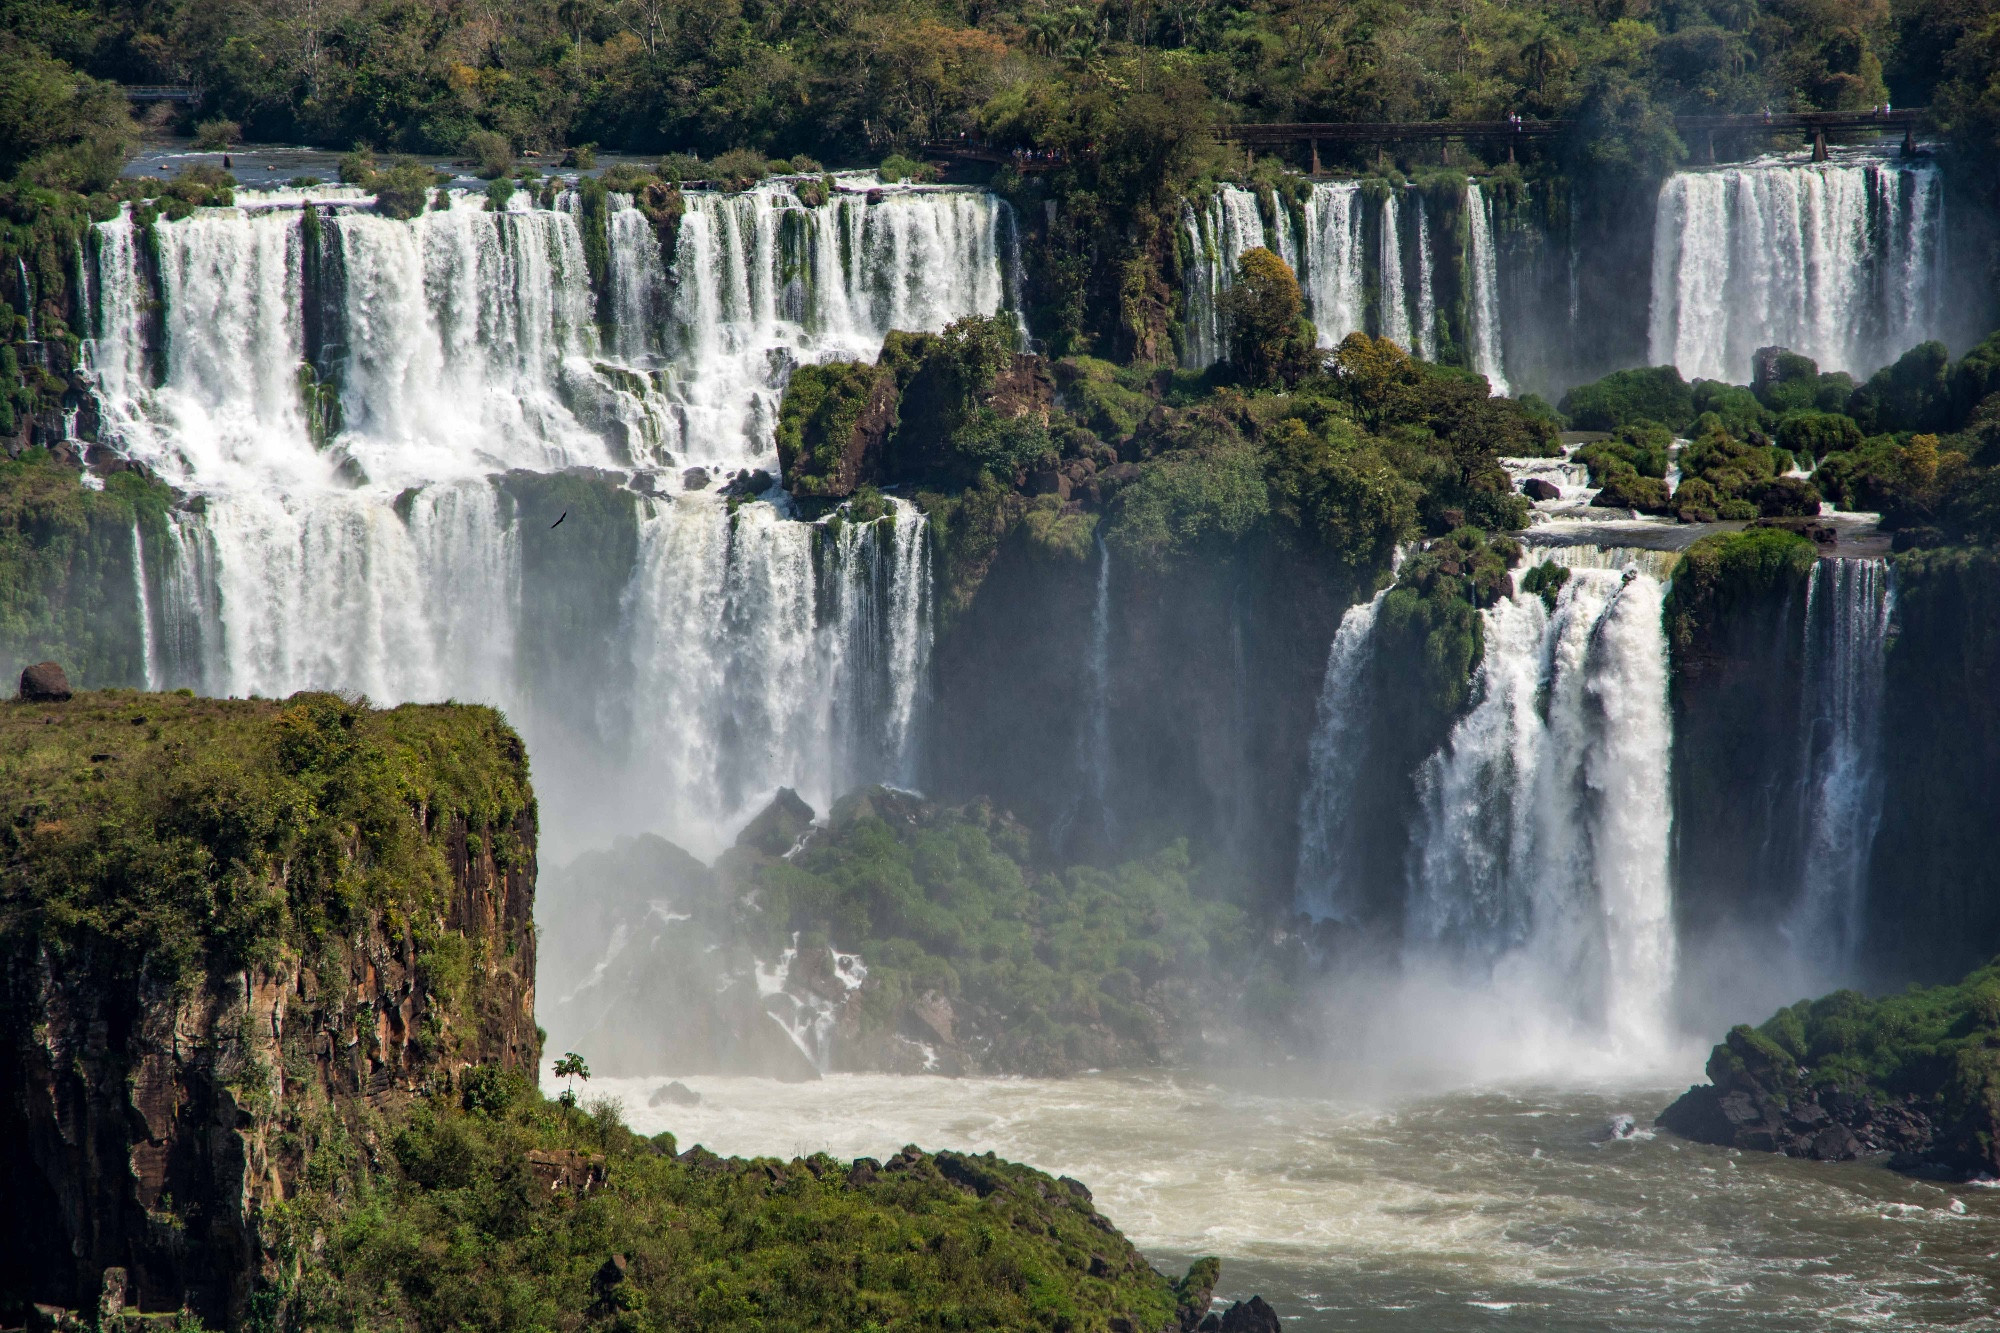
[554,1050,591,1106]
[1219,247,1318,389]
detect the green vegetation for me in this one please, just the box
[727,788,1254,1075]
[0,689,533,992]
[1741,956,2000,1112]
[776,361,892,498]
[1663,527,1817,658]
[1559,365,1696,433]
[1378,527,1521,719]
[1220,247,1316,389]
[273,1066,1199,1333]
[0,452,176,687]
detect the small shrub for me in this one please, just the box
[484,176,515,211]
[878,153,938,184]
[192,118,241,150]
[709,147,769,190]
[561,142,597,168]
[464,129,513,179]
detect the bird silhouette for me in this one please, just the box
[551,511,566,529]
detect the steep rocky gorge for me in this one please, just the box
[0,688,539,1324]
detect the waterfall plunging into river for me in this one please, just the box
[1294,589,1389,922]
[1407,555,1674,1060]
[1648,151,1944,383]
[88,177,1008,854]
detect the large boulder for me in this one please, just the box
[1521,477,1562,502]
[736,787,816,857]
[18,661,72,702]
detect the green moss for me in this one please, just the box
[0,453,177,687]
[0,689,533,991]
[1374,527,1519,720]
[776,361,888,497]
[271,1074,1197,1333]
[1663,527,1817,661]
[1020,495,1099,562]
[1742,956,2000,1124]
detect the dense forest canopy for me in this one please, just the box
[7,0,2000,173]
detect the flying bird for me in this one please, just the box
[551,511,566,529]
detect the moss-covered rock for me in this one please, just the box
[1658,956,2000,1178]
[279,1075,1210,1333]
[0,452,178,688]
[775,360,896,498]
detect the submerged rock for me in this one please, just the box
[648,1080,702,1107]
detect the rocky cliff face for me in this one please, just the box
[0,688,539,1326]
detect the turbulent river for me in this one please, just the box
[594,1071,2000,1332]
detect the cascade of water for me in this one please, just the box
[621,496,934,854]
[1408,558,1674,1059]
[1413,196,1437,361]
[1180,186,1268,368]
[1378,192,1411,349]
[131,521,160,690]
[1300,182,1367,347]
[87,180,992,854]
[1648,152,1943,382]
[1080,539,1115,838]
[1786,558,1893,970]
[1465,182,1509,395]
[1295,589,1390,921]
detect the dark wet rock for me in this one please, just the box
[1657,1025,1949,1168]
[648,1080,701,1107]
[1205,1295,1281,1333]
[1521,477,1562,502]
[681,467,710,491]
[735,787,815,856]
[18,661,72,701]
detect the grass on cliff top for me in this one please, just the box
[1733,957,2000,1121]
[272,1068,1202,1333]
[0,688,533,985]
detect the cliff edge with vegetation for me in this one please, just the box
[0,687,1227,1333]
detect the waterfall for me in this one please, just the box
[1180,185,1268,368]
[85,178,1003,854]
[1407,558,1674,1059]
[1301,182,1367,347]
[1412,196,1437,361]
[1378,192,1411,349]
[1465,182,1509,395]
[131,521,160,690]
[1786,558,1893,970]
[1648,151,1943,382]
[1294,589,1389,921]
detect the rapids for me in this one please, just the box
[591,1070,2000,1332]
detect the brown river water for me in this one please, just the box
[591,1069,2000,1331]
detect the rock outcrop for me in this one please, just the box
[1657,960,2000,1179]
[0,690,539,1325]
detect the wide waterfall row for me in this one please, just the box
[86,178,1005,852]
[1181,181,1506,391]
[1648,153,1943,383]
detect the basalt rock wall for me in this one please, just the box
[0,691,540,1327]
